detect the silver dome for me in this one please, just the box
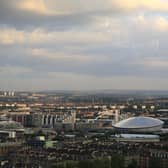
[113,117,164,132]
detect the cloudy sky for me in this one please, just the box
[1,0,168,91]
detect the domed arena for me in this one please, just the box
[113,116,164,133]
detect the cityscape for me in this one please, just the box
[1,0,168,168]
[0,91,167,167]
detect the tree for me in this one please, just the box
[78,160,94,168]
[111,154,125,168]
[149,158,162,168]
[93,158,111,168]
[127,159,138,168]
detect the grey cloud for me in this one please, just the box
[1,42,168,79]
[1,1,168,90]
[0,1,94,30]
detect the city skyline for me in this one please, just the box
[1,0,168,91]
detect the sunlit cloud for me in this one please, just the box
[19,0,47,13]
[112,0,168,12]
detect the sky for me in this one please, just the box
[1,0,168,91]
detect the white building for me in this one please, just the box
[113,116,164,133]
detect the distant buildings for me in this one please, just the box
[112,134,160,142]
[3,91,15,97]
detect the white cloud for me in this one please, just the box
[19,0,47,13]
[111,0,168,12]
[154,17,168,32]
[31,48,110,63]
[0,29,26,44]
[25,0,168,14]
[18,0,73,15]
[133,15,168,32]
[0,27,112,45]
[0,14,167,46]
[5,0,168,17]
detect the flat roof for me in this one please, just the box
[117,134,159,138]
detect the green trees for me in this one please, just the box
[51,155,125,168]
[127,159,138,168]
[78,158,111,168]
[111,154,125,168]
[51,161,78,168]
[78,160,94,168]
[94,158,111,168]
[149,158,162,168]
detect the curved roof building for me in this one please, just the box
[0,115,24,132]
[113,117,164,132]
[0,120,24,130]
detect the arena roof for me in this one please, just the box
[113,117,164,129]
